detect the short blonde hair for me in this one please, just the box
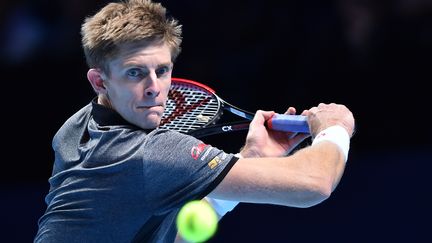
[81,0,182,73]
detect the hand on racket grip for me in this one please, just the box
[266,114,310,134]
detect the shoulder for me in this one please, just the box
[57,103,92,131]
[53,103,92,141]
[146,128,199,144]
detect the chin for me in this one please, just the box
[141,113,162,129]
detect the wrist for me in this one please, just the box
[312,125,350,162]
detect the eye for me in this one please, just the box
[156,65,171,77]
[126,68,147,78]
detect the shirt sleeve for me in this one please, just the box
[140,129,238,214]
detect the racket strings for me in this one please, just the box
[160,83,220,133]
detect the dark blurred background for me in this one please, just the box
[1,0,431,242]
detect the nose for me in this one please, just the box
[144,73,160,98]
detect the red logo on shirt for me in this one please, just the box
[191,143,207,160]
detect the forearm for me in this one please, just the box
[292,140,346,195]
[258,141,346,207]
[209,140,346,208]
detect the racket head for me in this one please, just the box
[159,77,223,134]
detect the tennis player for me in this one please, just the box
[34,0,355,242]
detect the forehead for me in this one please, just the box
[111,40,172,65]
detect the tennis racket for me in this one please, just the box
[159,77,309,138]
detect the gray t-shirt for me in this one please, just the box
[35,101,238,243]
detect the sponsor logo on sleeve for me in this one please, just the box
[200,147,213,161]
[208,156,221,169]
[190,143,208,160]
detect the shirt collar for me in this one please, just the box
[91,98,133,127]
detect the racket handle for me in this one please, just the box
[267,114,310,133]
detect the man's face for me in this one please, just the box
[102,41,173,129]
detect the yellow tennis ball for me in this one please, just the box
[176,200,218,243]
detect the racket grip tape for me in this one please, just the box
[266,114,310,133]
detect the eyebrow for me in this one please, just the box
[122,62,173,69]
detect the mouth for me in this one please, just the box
[136,104,164,110]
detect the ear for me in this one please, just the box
[87,69,107,94]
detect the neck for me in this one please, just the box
[98,95,113,110]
